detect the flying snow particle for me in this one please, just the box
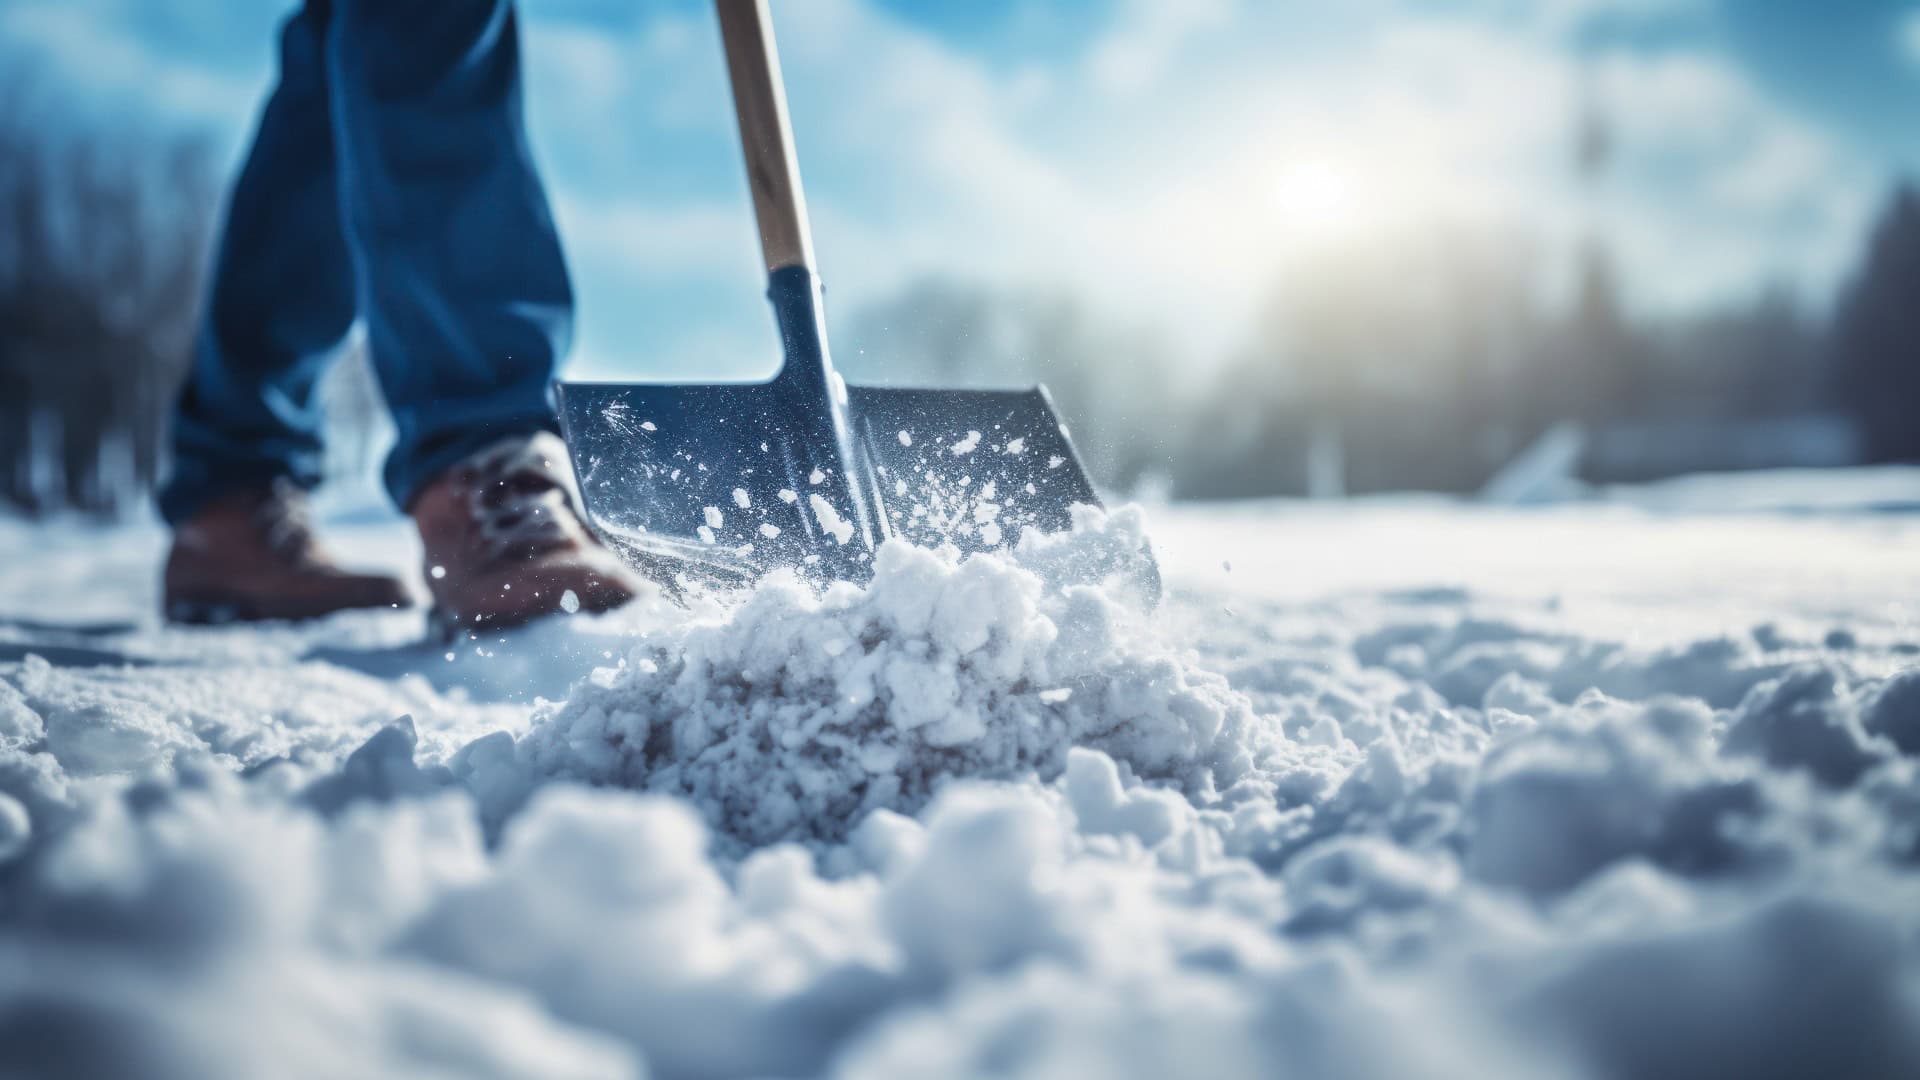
[778,489,799,504]
[898,430,913,447]
[430,565,447,580]
[697,525,716,544]
[1005,437,1026,455]
[1038,687,1072,704]
[978,523,1003,546]
[950,430,981,455]
[759,523,781,539]
[1048,455,1065,469]
[810,468,827,485]
[704,506,724,529]
[733,488,751,509]
[641,421,657,432]
[559,589,581,614]
[809,494,854,545]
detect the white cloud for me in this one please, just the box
[21,0,1871,376]
[737,0,1873,374]
[1086,0,1238,95]
[1590,49,1878,312]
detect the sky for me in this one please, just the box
[4,0,1917,383]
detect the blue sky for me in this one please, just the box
[5,0,1917,382]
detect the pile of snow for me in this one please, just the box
[3,498,1920,1078]
[464,506,1252,847]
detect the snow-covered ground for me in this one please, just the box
[3,469,1919,1079]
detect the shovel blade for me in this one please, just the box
[557,378,1102,586]
[556,379,837,587]
[845,384,1098,554]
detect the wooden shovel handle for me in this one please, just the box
[716,0,815,273]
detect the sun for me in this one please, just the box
[1270,158,1360,234]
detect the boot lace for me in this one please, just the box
[462,434,582,559]
[253,479,323,566]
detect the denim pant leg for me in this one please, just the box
[328,0,574,512]
[159,0,356,526]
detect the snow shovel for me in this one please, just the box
[555,0,1105,589]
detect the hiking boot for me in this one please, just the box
[164,480,412,623]
[410,431,642,633]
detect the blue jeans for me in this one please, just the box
[160,0,571,524]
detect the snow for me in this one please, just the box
[809,493,855,545]
[2,468,1920,1079]
[473,507,1218,850]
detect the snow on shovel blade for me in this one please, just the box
[556,378,1104,589]
[844,384,1098,551]
[556,379,837,591]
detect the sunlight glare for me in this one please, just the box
[1270,158,1359,235]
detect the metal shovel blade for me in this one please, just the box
[555,375,1103,589]
[560,7,1127,594]
[844,383,1099,548]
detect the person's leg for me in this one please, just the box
[326,0,573,512]
[159,0,357,526]
[159,0,411,622]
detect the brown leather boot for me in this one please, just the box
[409,431,642,633]
[164,480,412,623]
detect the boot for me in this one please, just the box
[410,431,642,633]
[164,480,412,623]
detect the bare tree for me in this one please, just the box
[0,52,217,516]
[1831,183,1920,463]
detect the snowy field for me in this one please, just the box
[3,470,1920,1079]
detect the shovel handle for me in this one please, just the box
[717,0,816,274]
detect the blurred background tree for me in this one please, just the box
[0,56,215,516]
[1831,184,1920,464]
